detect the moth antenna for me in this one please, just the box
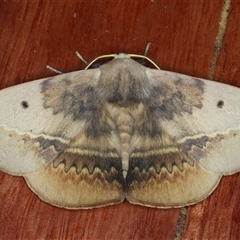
[86,53,160,70]
[75,51,88,65]
[144,42,151,56]
[128,54,160,69]
[85,54,117,69]
[46,65,63,74]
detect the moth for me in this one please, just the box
[0,53,240,209]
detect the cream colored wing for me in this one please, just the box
[126,67,240,208]
[0,67,125,208]
[0,69,101,174]
[147,69,240,174]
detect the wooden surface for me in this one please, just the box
[0,1,240,239]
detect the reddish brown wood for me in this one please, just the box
[215,1,240,86]
[0,1,239,239]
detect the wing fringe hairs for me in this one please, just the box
[0,53,240,209]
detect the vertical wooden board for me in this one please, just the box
[0,1,231,239]
[182,1,240,239]
[214,1,240,86]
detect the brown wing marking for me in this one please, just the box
[126,148,221,208]
[25,146,125,209]
[0,125,67,174]
[126,129,221,208]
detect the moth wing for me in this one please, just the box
[24,162,125,209]
[126,68,240,208]
[147,69,240,174]
[0,68,125,208]
[0,69,100,175]
[0,81,62,174]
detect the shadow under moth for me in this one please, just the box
[0,53,240,209]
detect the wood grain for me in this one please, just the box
[0,1,239,239]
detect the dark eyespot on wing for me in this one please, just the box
[217,100,224,108]
[21,101,29,108]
